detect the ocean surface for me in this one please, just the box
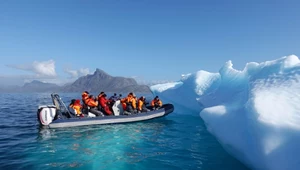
[0,93,249,170]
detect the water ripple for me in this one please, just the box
[0,93,249,170]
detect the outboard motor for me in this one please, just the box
[37,105,57,126]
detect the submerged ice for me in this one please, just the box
[150,55,300,170]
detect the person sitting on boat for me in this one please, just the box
[85,95,104,116]
[81,91,89,114]
[151,96,163,110]
[97,91,105,109]
[121,92,137,114]
[72,99,84,117]
[137,96,150,113]
[69,99,76,106]
[68,99,77,116]
[98,91,105,99]
[109,93,118,102]
[82,91,89,103]
[108,93,118,107]
[99,93,113,115]
[117,94,122,100]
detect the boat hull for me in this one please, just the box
[49,105,172,128]
[38,93,174,128]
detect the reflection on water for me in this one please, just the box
[34,119,177,170]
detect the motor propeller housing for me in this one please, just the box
[37,105,56,126]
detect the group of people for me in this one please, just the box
[68,91,163,117]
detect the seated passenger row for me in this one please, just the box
[69,91,163,117]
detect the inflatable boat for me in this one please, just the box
[37,93,174,128]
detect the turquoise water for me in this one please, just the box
[0,93,249,170]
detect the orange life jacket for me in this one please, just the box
[85,98,98,107]
[121,94,136,109]
[72,99,82,115]
[138,99,144,111]
[151,99,162,107]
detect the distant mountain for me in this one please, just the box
[63,69,151,93]
[22,80,61,92]
[0,69,152,93]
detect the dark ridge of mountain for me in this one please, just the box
[0,69,152,93]
[22,80,61,92]
[63,69,151,93]
[118,84,152,93]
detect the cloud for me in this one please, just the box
[65,69,78,78]
[6,60,57,78]
[78,68,90,76]
[65,68,90,78]
[32,60,56,77]
[2,60,92,86]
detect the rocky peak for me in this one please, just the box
[94,68,111,79]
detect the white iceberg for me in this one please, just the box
[150,55,300,170]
